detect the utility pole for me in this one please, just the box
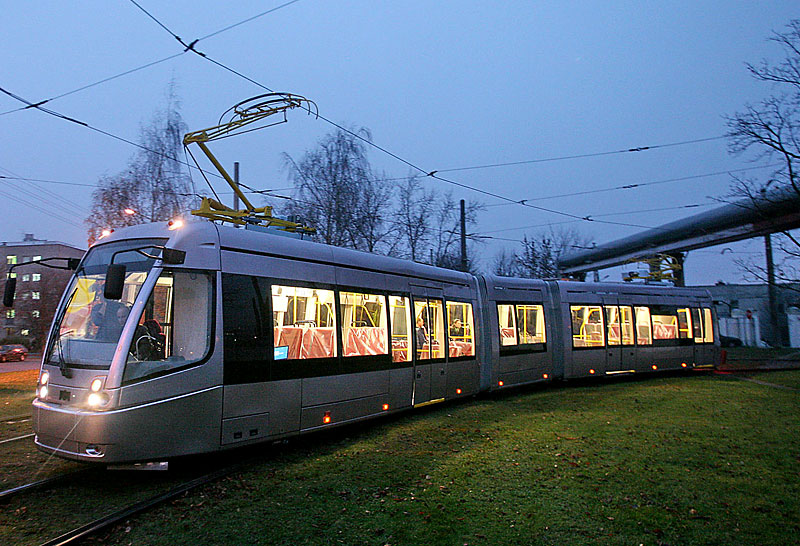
[765,234,780,345]
[460,199,467,272]
[233,162,240,228]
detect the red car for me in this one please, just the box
[0,344,28,362]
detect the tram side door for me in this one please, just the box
[412,296,432,405]
[603,298,623,373]
[411,295,447,406]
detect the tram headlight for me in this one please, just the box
[90,377,104,392]
[87,392,109,407]
[38,372,49,399]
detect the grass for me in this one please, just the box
[0,369,37,420]
[740,369,800,390]
[74,373,798,546]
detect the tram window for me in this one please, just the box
[703,308,714,343]
[272,285,336,359]
[570,305,605,348]
[691,308,704,342]
[414,298,445,360]
[447,301,475,358]
[340,292,388,357]
[635,306,652,345]
[390,296,411,363]
[677,308,692,339]
[497,304,517,346]
[605,306,621,346]
[619,306,635,346]
[651,306,678,340]
[123,270,213,383]
[221,274,271,384]
[516,304,545,345]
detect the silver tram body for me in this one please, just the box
[32,220,718,464]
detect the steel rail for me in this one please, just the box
[0,432,34,445]
[37,463,246,546]
[0,470,87,502]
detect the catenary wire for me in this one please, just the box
[482,163,782,207]
[434,136,728,173]
[0,166,89,217]
[0,1,303,118]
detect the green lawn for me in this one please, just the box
[85,374,799,546]
[0,370,37,419]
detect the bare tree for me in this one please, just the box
[494,226,593,278]
[283,128,392,250]
[726,19,800,283]
[86,83,195,244]
[394,175,436,262]
[350,172,397,254]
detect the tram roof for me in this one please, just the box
[97,219,475,287]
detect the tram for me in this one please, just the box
[18,219,717,464]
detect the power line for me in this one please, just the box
[0,1,304,118]
[478,202,715,236]
[0,53,186,118]
[435,136,728,174]
[483,163,781,207]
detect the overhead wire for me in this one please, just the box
[122,7,673,231]
[477,202,717,236]
[2,3,753,239]
[482,163,781,207]
[0,1,303,118]
[0,166,89,218]
[434,136,728,173]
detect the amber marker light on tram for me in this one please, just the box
[323,411,332,424]
[382,404,389,411]
[456,388,462,395]
[589,369,595,375]
[543,374,549,379]
[652,365,658,370]
[498,381,504,387]
[681,362,688,368]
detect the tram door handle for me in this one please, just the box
[416,371,422,379]
[439,368,445,376]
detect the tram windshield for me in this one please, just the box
[46,239,166,369]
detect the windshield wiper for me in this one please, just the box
[48,273,81,379]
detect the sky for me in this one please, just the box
[1,1,797,286]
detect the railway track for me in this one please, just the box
[34,462,246,546]
[0,471,87,503]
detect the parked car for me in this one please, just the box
[720,335,743,348]
[0,344,28,362]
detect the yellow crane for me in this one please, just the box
[183,93,317,234]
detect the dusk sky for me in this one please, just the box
[1,1,797,285]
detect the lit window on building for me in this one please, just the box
[32,292,40,300]
[6,310,15,319]
[6,255,17,265]
[21,274,30,282]
[20,329,29,336]
[33,255,41,262]
[22,256,31,263]
[32,273,41,282]
[32,310,40,318]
